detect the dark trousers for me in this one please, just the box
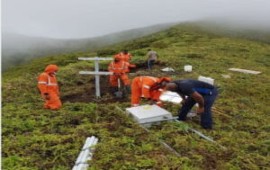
[178,88,218,129]
[147,60,155,70]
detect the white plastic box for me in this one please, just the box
[184,65,192,72]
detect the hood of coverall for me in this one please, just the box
[45,64,59,73]
[150,77,172,91]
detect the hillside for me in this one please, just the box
[2,23,270,169]
[2,23,176,71]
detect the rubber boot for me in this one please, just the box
[124,85,131,94]
[110,87,118,95]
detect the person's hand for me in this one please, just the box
[149,100,156,105]
[196,107,204,115]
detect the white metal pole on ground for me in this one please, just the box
[139,123,181,157]
[174,120,227,150]
[73,136,99,170]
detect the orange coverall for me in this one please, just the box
[114,52,136,72]
[108,60,130,87]
[131,76,168,107]
[37,64,62,110]
[114,52,132,62]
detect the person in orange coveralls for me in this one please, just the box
[114,50,136,72]
[114,49,132,62]
[131,76,171,107]
[108,55,132,94]
[37,64,62,110]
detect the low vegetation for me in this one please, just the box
[2,23,270,169]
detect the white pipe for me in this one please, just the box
[78,57,113,61]
[81,137,92,151]
[73,136,98,170]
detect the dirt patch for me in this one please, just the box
[61,60,173,103]
[62,76,128,103]
[196,150,217,170]
[130,60,167,72]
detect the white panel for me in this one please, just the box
[161,67,175,72]
[160,91,182,104]
[229,68,261,74]
[198,76,214,85]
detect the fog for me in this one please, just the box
[3,0,270,39]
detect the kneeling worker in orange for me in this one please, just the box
[131,76,171,107]
[108,55,131,94]
[37,64,62,110]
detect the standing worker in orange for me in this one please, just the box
[131,76,171,107]
[114,50,136,72]
[108,55,131,95]
[37,64,62,110]
[115,49,132,62]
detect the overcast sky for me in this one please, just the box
[2,0,270,39]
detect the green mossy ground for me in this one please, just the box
[2,24,270,169]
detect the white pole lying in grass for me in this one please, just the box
[138,121,181,157]
[72,136,99,170]
[228,68,261,74]
[174,120,227,150]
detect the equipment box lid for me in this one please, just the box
[126,105,173,124]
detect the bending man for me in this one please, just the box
[165,79,218,129]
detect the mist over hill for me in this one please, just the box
[195,18,270,43]
[2,23,176,71]
[3,20,270,71]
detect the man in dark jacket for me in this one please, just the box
[165,79,218,129]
